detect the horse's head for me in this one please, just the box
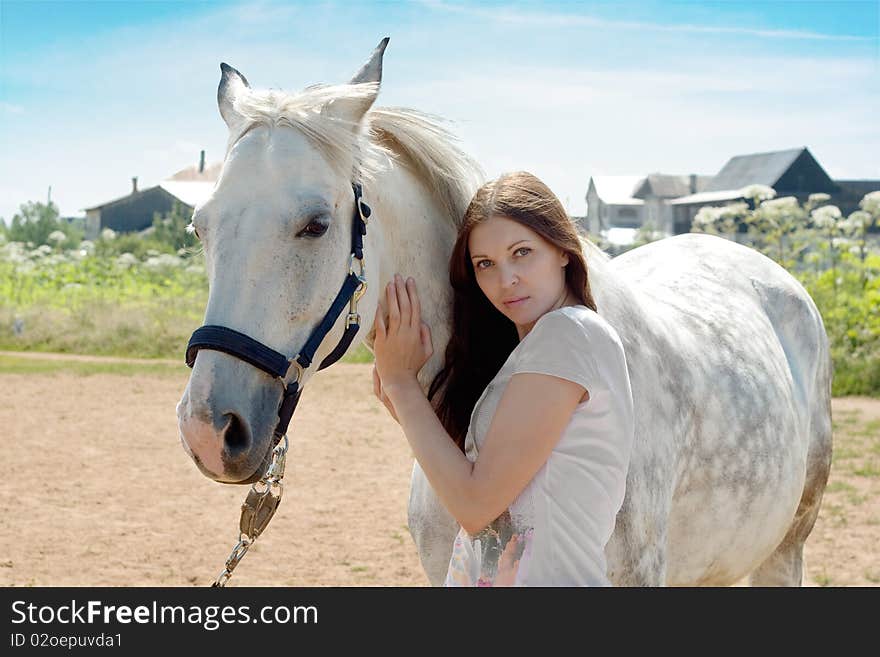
[177,39,389,484]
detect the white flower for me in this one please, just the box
[844,210,872,233]
[694,206,721,227]
[30,244,53,258]
[859,190,880,216]
[116,253,138,268]
[808,193,831,206]
[811,205,842,229]
[100,228,117,241]
[760,196,799,212]
[144,253,184,270]
[47,230,66,245]
[740,184,776,203]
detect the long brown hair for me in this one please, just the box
[427,171,598,452]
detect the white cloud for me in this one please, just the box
[0,101,24,114]
[1,0,877,223]
[418,0,875,42]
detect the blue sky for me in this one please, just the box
[1,0,878,222]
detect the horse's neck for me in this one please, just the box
[368,164,459,388]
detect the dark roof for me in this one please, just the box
[705,148,806,192]
[84,185,172,212]
[834,180,880,195]
[633,174,714,199]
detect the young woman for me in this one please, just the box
[371,171,635,586]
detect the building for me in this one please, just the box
[585,147,879,239]
[83,151,220,239]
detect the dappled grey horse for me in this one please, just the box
[176,39,832,586]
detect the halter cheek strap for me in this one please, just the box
[185,181,371,442]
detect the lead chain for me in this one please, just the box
[211,435,289,587]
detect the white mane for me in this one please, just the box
[367,107,484,227]
[231,82,484,228]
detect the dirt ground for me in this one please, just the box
[1,356,877,587]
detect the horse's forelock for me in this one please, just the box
[227,82,390,181]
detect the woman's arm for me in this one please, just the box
[373,274,586,535]
[384,371,585,535]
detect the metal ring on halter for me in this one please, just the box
[285,358,305,385]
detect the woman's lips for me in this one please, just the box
[504,296,529,307]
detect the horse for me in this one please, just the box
[176,39,833,586]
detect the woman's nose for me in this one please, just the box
[500,266,519,287]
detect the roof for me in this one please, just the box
[603,227,638,245]
[83,157,222,212]
[588,176,644,205]
[167,161,223,182]
[633,174,713,199]
[668,189,745,205]
[158,180,217,209]
[705,148,805,192]
[834,180,880,194]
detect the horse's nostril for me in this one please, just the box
[222,413,249,454]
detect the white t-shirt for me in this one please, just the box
[444,305,635,587]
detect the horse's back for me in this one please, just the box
[604,233,832,585]
[610,233,830,415]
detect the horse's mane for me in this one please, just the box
[365,107,484,228]
[230,82,484,229]
[231,82,609,260]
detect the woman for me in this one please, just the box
[372,171,635,586]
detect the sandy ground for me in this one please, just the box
[1,358,877,587]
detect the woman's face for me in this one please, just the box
[468,214,570,338]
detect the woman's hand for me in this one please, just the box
[372,364,400,424]
[372,273,434,392]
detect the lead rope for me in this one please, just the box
[211,435,289,587]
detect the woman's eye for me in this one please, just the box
[476,260,491,270]
[515,247,531,256]
[299,220,329,237]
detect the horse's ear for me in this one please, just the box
[217,62,251,130]
[324,37,389,125]
[349,37,389,85]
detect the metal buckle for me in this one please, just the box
[357,200,371,225]
[349,252,366,280]
[284,358,304,385]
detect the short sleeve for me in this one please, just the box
[513,311,603,394]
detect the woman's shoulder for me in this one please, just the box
[534,305,622,346]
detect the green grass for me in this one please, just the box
[815,570,834,587]
[853,462,880,478]
[825,481,856,494]
[0,354,185,377]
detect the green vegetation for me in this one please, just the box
[685,187,880,397]
[3,188,879,395]
[0,354,184,377]
[0,200,373,365]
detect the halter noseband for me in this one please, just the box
[184,182,371,444]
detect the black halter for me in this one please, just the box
[184,182,371,443]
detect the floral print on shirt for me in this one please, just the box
[445,510,535,587]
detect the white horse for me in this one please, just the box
[176,39,833,586]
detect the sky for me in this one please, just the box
[0,0,878,223]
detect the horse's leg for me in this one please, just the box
[749,398,833,586]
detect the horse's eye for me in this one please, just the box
[299,219,329,238]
